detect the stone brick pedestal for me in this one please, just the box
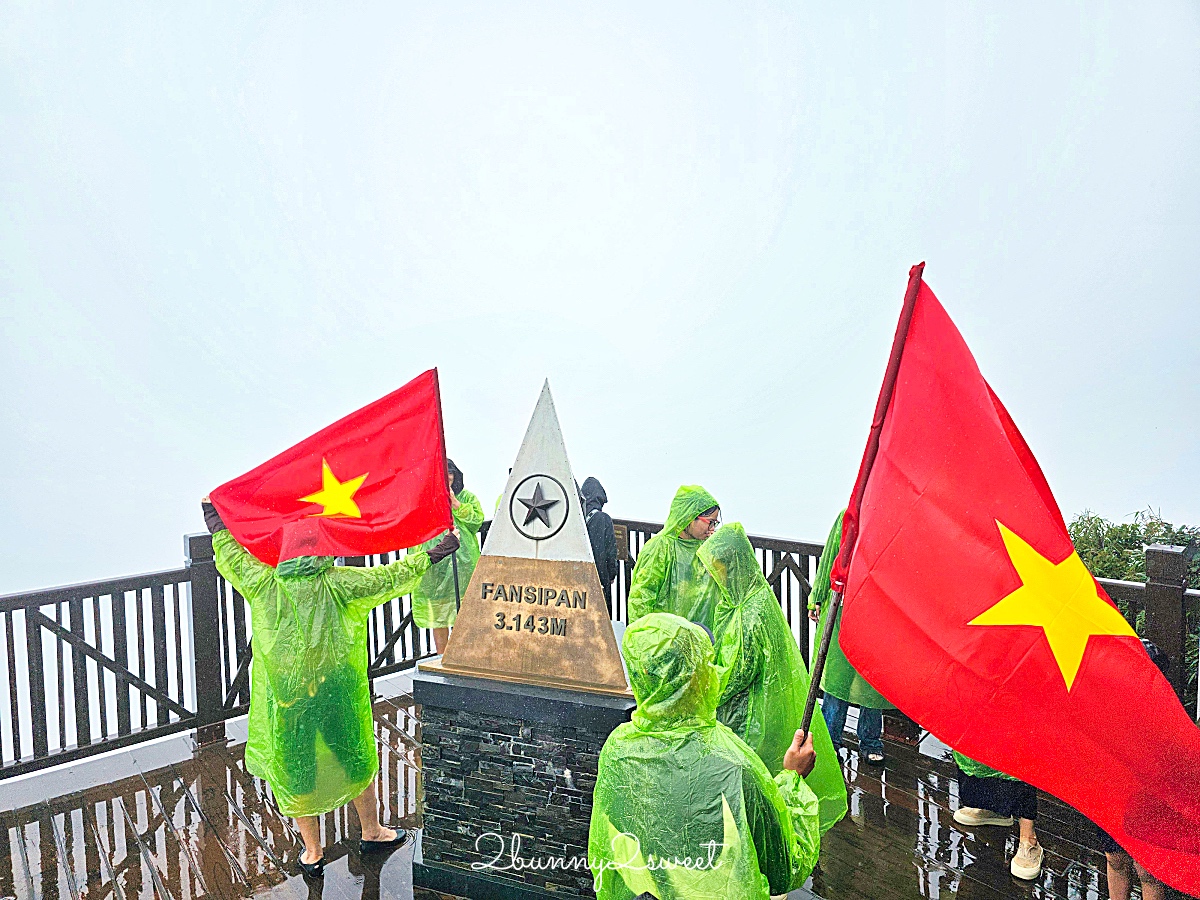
[412,669,635,899]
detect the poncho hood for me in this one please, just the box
[276,555,335,579]
[662,485,719,538]
[699,523,770,607]
[624,613,719,729]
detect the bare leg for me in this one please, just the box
[295,815,323,864]
[433,627,450,654]
[1133,860,1166,900]
[351,780,396,843]
[1018,818,1038,847]
[1106,851,1133,900]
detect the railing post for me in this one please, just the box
[1143,544,1188,704]
[186,532,226,746]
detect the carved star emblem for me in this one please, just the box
[517,481,560,527]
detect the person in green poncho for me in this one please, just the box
[201,499,460,878]
[700,523,848,834]
[412,459,484,654]
[808,509,895,766]
[626,485,721,632]
[589,613,822,900]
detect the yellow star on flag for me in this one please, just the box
[299,459,368,518]
[970,521,1136,691]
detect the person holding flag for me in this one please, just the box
[627,485,721,631]
[203,500,459,876]
[807,509,895,766]
[698,522,847,832]
[205,369,463,877]
[810,265,1200,895]
[588,613,822,900]
[412,458,484,654]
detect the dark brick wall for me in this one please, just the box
[420,702,613,895]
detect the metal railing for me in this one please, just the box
[0,568,196,778]
[2,522,1195,779]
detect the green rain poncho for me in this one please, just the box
[589,614,821,900]
[700,524,848,834]
[627,486,720,632]
[953,752,1019,781]
[212,530,431,817]
[808,510,895,710]
[412,489,484,629]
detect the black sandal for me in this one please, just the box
[360,828,410,855]
[298,854,325,878]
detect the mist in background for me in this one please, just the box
[2,3,1198,593]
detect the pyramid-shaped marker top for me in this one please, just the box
[484,381,594,562]
[435,379,629,695]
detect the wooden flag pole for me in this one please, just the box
[800,591,843,736]
[798,262,926,738]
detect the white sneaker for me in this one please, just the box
[1010,841,1043,880]
[953,806,1014,827]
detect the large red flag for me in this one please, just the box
[831,266,1200,895]
[210,369,453,565]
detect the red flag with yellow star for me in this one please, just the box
[831,266,1200,894]
[209,369,453,565]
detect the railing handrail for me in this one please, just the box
[0,566,192,613]
[3,517,1196,780]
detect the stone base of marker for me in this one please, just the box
[413,669,635,899]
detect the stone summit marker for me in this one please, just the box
[413,382,635,898]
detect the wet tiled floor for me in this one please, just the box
[0,684,1138,899]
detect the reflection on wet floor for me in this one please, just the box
[0,693,443,900]
[1,691,1126,899]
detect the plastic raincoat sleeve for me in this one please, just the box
[743,768,821,894]
[334,551,432,616]
[454,492,485,533]
[626,538,671,622]
[211,530,275,603]
[714,607,762,722]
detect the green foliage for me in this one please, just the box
[1068,509,1200,694]
[1068,508,1200,588]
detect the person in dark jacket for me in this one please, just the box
[581,477,618,610]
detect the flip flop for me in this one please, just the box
[866,751,885,766]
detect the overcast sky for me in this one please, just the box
[2,3,1198,593]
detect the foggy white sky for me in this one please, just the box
[2,3,1198,593]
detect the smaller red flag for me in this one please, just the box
[210,369,453,565]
